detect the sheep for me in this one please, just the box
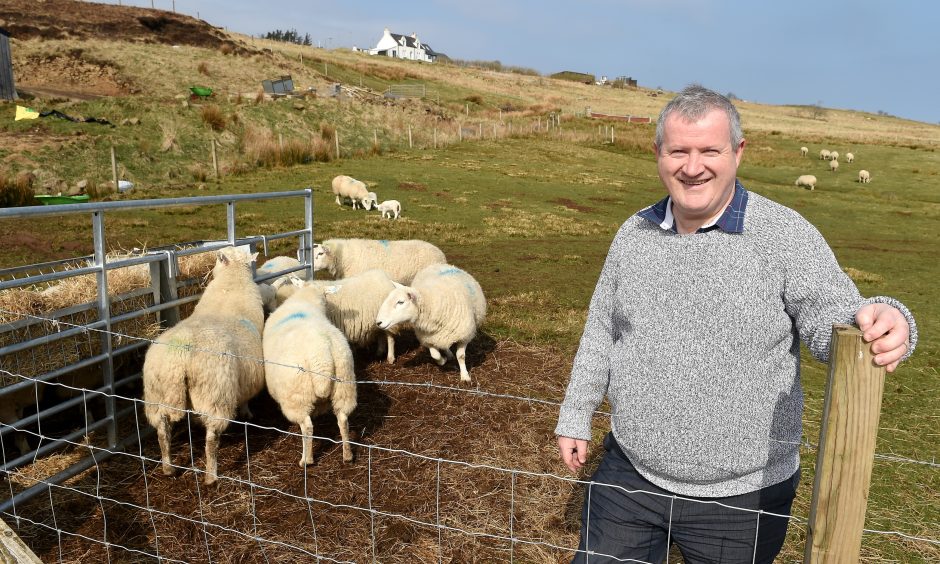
[820,149,831,160]
[263,285,356,466]
[313,238,447,285]
[143,246,266,485]
[845,152,855,163]
[829,159,839,172]
[795,174,817,190]
[376,264,487,382]
[800,146,809,157]
[257,255,308,284]
[361,191,378,211]
[331,175,371,210]
[858,169,871,183]
[377,199,402,220]
[0,384,44,456]
[830,151,839,161]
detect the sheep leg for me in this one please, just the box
[456,343,471,382]
[384,333,396,364]
[238,402,254,420]
[335,410,353,463]
[156,414,176,476]
[335,195,342,206]
[204,420,224,485]
[299,415,314,467]
[428,347,448,366]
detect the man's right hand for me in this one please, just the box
[557,436,589,473]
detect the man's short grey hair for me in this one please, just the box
[654,85,743,149]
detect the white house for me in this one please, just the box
[368,28,439,63]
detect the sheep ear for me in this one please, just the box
[392,281,407,289]
[218,250,230,265]
[407,290,418,303]
[249,251,259,263]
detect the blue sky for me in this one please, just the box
[104,0,939,125]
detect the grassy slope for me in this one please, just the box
[1,26,938,562]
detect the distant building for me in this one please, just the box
[368,28,440,62]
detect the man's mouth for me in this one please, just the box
[679,178,711,186]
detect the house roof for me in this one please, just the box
[389,32,437,55]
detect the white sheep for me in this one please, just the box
[830,151,839,162]
[263,285,356,466]
[795,174,817,190]
[800,146,809,157]
[858,169,871,183]
[331,175,371,210]
[820,149,831,160]
[361,191,378,211]
[377,199,402,220]
[313,238,447,285]
[829,159,839,172]
[845,152,855,163]
[376,264,487,382]
[143,246,266,485]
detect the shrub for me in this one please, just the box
[254,88,265,104]
[197,61,210,75]
[219,43,234,56]
[0,171,36,208]
[200,104,226,131]
[319,121,336,142]
[189,164,209,182]
[465,94,483,105]
[311,137,333,162]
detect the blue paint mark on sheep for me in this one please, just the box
[438,266,463,276]
[379,239,390,250]
[239,318,260,336]
[272,311,308,331]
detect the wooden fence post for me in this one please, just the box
[408,125,413,148]
[804,324,886,564]
[211,139,219,179]
[458,124,462,142]
[334,132,340,158]
[110,145,118,192]
[433,128,437,148]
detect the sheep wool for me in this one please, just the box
[820,149,831,160]
[795,174,817,190]
[829,151,839,162]
[313,238,447,285]
[376,264,487,382]
[800,146,809,157]
[332,175,371,210]
[829,159,839,172]
[377,199,402,220]
[143,246,266,485]
[858,169,871,183]
[263,286,357,466]
[845,152,855,163]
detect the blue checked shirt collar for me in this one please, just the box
[638,180,749,234]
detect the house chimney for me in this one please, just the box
[411,32,417,39]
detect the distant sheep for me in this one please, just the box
[263,286,356,466]
[143,247,266,485]
[800,146,809,157]
[376,264,487,382]
[313,238,447,285]
[377,199,401,220]
[830,151,839,162]
[829,159,839,172]
[845,152,854,163]
[332,175,371,210]
[858,169,871,183]
[795,174,817,190]
[820,149,831,160]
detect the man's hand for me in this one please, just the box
[856,303,910,373]
[558,436,589,473]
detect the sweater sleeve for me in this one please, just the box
[554,228,625,440]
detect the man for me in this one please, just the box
[555,85,916,563]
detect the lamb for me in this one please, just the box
[377,199,402,220]
[820,149,831,160]
[829,151,839,161]
[331,175,371,210]
[858,169,871,183]
[376,264,487,382]
[845,152,855,163]
[313,238,447,285]
[829,159,839,172]
[143,246,266,485]
[263,285,356,466]
[800,146,809,157]
[795,174,817,190]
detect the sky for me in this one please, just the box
[101,0,940,125]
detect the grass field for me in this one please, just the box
[1,19,938,562]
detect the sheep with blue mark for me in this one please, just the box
[263,285,357,465]
[313,238,447,285]
[142,246,266,485]
[376,264,487,382]
[256,255,309,313]
[332,175,372,210]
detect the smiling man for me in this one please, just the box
[555,85,917,563]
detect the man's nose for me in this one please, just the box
[682,152,704,176]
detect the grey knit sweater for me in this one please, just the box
[555,190,918,497]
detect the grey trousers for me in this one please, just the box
[572,433,799,564]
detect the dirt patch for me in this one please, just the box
[549,197,596,213]
[14,48,135,97]
[397,181,428,192]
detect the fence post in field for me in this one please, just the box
[537,116,541,131]
[611,126,615,144]
[211,139,219,179]
[493,123,497,139]
[433,128,437,148]
[466,103,469,116]
[110,145,118,193]
[278,132,283,151]
[458,123,462,142]
[804,324,886,564]
[479,122,483,138]
[335,131,340,159]
[300,53,303,65]
[408,125,413,149]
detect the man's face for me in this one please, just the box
[655,109,745,231]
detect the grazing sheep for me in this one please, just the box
[377,199,402,220]
[795,174,818,190]
[858,169,871,183]
[361,191,378,211]
[313,238,447,285]
[800,146,809,157]
[331,175,371,210]
[820,149,831,160]
[830,151,839,162]
[829,159,839,172]
[376,264,487,382]
[143,246,266,485]
[845,152,855,163]
[263,286,356,466]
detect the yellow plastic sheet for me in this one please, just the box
[14,105,39,121]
